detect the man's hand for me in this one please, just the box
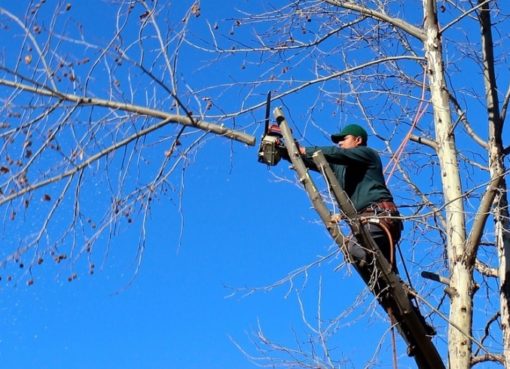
[330,213,342,223]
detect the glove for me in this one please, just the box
[277,142,290,161]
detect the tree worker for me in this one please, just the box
[283,124,402,269]
[277,122,437,337]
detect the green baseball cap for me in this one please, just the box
[331,124,368,144]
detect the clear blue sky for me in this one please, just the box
[2,1,507,368]
[2,138,386,368]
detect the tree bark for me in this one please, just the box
[423,1,471,368]
[475,2,510,367]
[495,185,510,368]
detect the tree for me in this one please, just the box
[194,1,509,367]
[1,1,509,369]
[0,1,255,281]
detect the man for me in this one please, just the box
[280,123,439,337]
[278,123,437,337]
[295,124,402,268]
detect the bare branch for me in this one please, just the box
[474,260,498,278]
[0,7,56,89]
[322,0,426,40]
[471,353,505,366]
[0,78,255,146]
[268,55,424,109]
[448,93,488,149]
[0,117,174,206]
[440,0,493,34]
[185,17,367,54]
[501,84,510,125]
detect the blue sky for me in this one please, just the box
[1,137,383,369]
[1,1,508,368]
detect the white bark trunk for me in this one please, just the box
[423,1,471,368]
[495,190,510,368]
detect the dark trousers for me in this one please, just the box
[347,220,401,270]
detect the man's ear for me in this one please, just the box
[354,136,363,146]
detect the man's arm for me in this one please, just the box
[277,144,319,171]
[305,146,374,166]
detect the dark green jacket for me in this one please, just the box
[303,145,393,211]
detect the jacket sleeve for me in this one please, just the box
[305,146,374,166]
[279,144,319,171]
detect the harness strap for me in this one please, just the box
[360,199,398,214]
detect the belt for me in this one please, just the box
[360,200,398,214]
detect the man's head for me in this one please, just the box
[331,124,367,149]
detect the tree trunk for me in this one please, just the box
[422,1,471,368]
[495,186,510,368]
[476,2,510,366]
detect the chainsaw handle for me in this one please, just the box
[264,91,271,134]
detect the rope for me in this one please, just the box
[386,306,399,369]
[366,217,414,290]
[385,70,429,183]
[365,219,408,369]
[391,325,399,369]
[396,240,415,292]
[366,218,395,267]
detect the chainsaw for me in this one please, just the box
[257,91,284,166]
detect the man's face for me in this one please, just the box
[338,135,363,149]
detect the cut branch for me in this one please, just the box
[474,260,498,278]
[409,134,439,150]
